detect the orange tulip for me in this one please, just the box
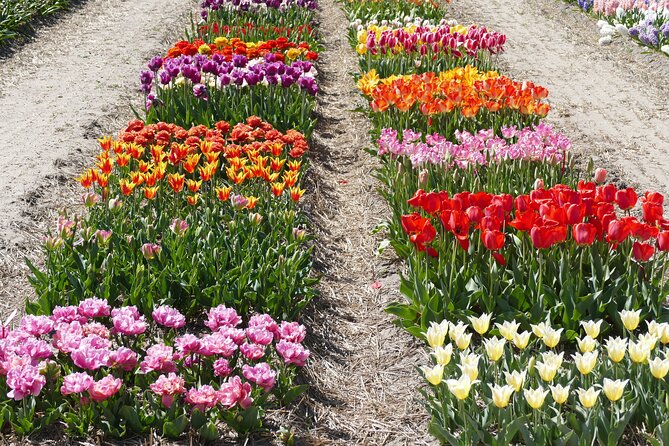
[216,186,232,201]
[167,173,185,193]
[144,186,159,200]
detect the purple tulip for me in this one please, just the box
[147,56,163,72]
[193,84,209,100]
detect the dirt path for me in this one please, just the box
[450,0,669,194]
[0,0,197,315]
[298,0,434,443]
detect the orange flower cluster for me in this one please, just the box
[77,116,308,207]
[360,68,550,118]
[166,37,318,62]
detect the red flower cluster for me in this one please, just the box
[166,37,318,62]
[403,182,669,263]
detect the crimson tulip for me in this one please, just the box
[481,229,505,251]
[632,242,654,262]
[615,188,638,210]
[572,223,597,246]
[657,231,669,251]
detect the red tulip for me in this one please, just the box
[492,252,506,266]
[566,204,585,225]
[644,191,665,205]
[481,229,505,251]
[493,194,514,213]
[596,184,617,203]
[606,220,631,244]
[465,206,483,223]
[594,168,607,184]
[657,231,669,251]
[508,211,539,232]
[514,195,530,212]
[632,242,654,262]
[643,202,664,225]
[615,188,638,210]
[530,224,567,249]
[572,223,597,246]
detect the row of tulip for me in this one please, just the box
[343,0,669,443]
[4,0,321,441]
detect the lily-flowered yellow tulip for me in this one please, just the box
[549,383,569,404]
[513,331,532,350]
[531,321,551,339]
[606,337,627,363]
[433,344,453,366]
[524,387,549,409]
[489,383,515,408]
[639,333,659,351]
[425,321,449,348]
[542,327,563,348]
[448,321,468,341]
[446,374,478,400]
[460,352,480,370]
[421,364,444,386]
[504,370,527,392]
[496,321,520,341]
[649,356,669,379]
[658,323,669,344]
[468,313,491,335]
[577,386,601,409]
[541,351,564,369]
[535,361,558,382]
[629,339,651,364]
[573,351,598,375]
[620,309,641,331]
[483,336,506,362]
[581,320,603,339]
[459,363,479,381]
[577,336,597,353]
[455,332,472,350]
[602,378,628,402]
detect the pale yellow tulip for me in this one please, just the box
[505,370,527,392]
[483,336,505,362]
[542,327,563,348]
[629,339,651,364]
[531,321,551,339]
[649,356,669,379]
[620,309,641,331]
[468,313,491,335]
[605,337,627,363]
[549,383,569,404]
[581,320,603,339]
[573,351,598,375]
[448,321,468,341]
[421,364,444,386]
[513,331,532,350]
[577,336,597,353]
[577,386,601,409]
[446,374,477,400]
[455,332,472,350]
[489,383,515,408]
[432,344,453,366]
[541,351,564,369]
[524,387,549,409]
[496,320,520,341]
[602,378,627,402]
[425,321,448,348]
[535,361,559,382]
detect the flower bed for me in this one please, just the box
[0,302,308,438]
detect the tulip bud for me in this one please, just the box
[292,227,307,240]
[83,192,100,208]
[418,169,429,186]
[533,178,544,190]
[141,243,161,260]
[95,229,113,246]
[169,218,189,236]
[44,236,64,250]
[594,167,607,184]
[248,212,263,225]
[108,198,123,211]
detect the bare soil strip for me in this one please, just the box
[298,0,435,443]
[450,0,669,193]
[0,0,198,316]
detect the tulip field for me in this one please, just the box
[0,0,669,443]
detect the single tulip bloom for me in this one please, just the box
[513,331,531,349]
[458,363,479,381]
[581,320,603,339]
[573,351,598,375]
[489,383,515,408]
[496,320,520,341]
[531,321,551,339]
[649,357,669,379]
[425,321,449,348]
[468,313,491,335]
[524,387,549,409]
[577,336,597,353]
[432,344,453,366]
[620,309,641,331]
[446,374,477,400]
[448,321,467,341]
[505,370,527,392]
[629,339,651,364]
[594,167,607,183]
[541,351,564,369]
[535,361,558,382]
[572,223,597,246]
[421,364,444,386]
[603,378,628,402]
[455,332,472,350]
[549,383,569,404]
[542,327,563,348]
[577,387,601,409]
[632,242,655,262]
[605,337,627,363]
[483,336,505,362]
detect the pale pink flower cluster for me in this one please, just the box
[593,0,669,15]
[377,124,570,169]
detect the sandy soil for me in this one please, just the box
[297,0,435,443]
[450,0,669,194]
[0,0,198,317]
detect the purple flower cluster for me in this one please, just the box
[201,0,317,12]
[377,124,571,168]
[0,300,309,405]
[630,18,662,46]
[141,52,318,104]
